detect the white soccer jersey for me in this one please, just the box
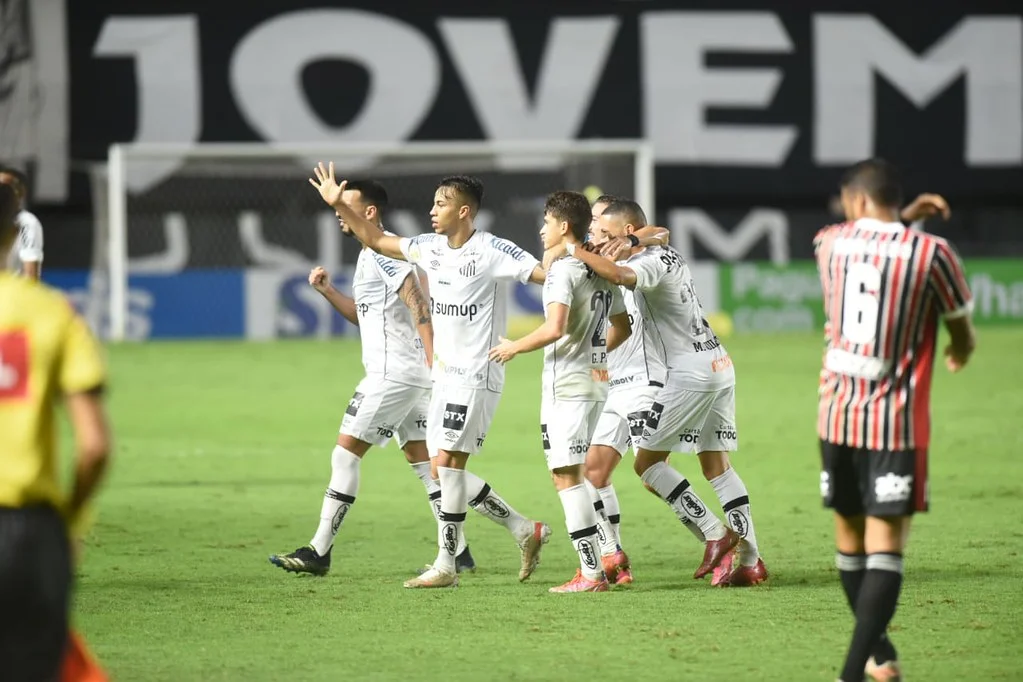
[607,281,668,392]
[352,243,431,388]
[542,258,625,401]
[5,210,43,272]
[628,247,734,390]
[399,231,539,393]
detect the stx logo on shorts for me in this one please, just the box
[875,473,913,504]
[627,411,646,437]
[646,402,664,429]
[541,424,551,450]
[346,392,365,417]
[443,403,468,431]
[0,330,29,401]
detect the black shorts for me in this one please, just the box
[819,440,929,518]
[0,505,72,682]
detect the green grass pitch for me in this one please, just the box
[71,330,1023,681]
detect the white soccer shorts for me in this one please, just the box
[637,380,738,454]
[340,377,430,448]
[590,384,662,456]
[426,385,501,455]
[540,398,605,470]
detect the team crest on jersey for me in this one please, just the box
[458,259,478,278]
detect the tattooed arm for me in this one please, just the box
[398,271,434,369]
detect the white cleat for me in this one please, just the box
[518,521,552,582]
[865,657,901,682]
[404,567,458,589]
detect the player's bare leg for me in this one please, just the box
[585,445,632,585]
[405,442,475,573]
[269,433,369,576]
[697,450,767,586]
[634,449,737,579]
[549,464,609,593]
[836,514,907,682]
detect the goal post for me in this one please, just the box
[103,140,656,342]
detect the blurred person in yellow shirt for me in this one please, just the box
[0,182,112,680]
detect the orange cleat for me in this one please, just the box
[601,549,633,585]
[548,569,609,593]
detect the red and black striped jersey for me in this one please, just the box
[814,218,972,451]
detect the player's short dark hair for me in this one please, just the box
[344,179,389,212]
[593,193,623,206]
[601,199,648,228]
[545,191,592,242]
[438,175,484,217]
[840,158,903,209]
[0,183,18,237]
[0,166,28,191]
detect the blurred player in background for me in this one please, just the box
[272,179,536,578]
[489,191,631,593]
[571,200,768,586]
[311,163,553,588]
[0,166,43,279]
[815,159,975,682]
[0,182,112,679]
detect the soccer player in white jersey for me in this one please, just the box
[310,163,552,588]
[0,167,43,279]
[271,180,540,577]
[571,199,768,586]
[489,191,631,593]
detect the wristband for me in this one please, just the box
[565,242,577,256]
[627,234,640,247]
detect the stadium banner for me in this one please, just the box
[43,269,246,340]
[717,259,1023,333]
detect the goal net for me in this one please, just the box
[96,141,655,341]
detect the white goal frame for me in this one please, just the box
[105,139,656,342]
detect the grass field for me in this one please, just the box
[72,330,1023,681]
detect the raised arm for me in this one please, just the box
[309,267,359,326]
[568,243,638,289]
[309,162,405,260]
[599,226,669,261]
[488,302,568,364]
[397,271,434,368]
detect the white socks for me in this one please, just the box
[596,484,623,548]
[710,467,760,566]
[310,445,361,555]
[641,461,725,542]
[558,484,603,580]
[410,461,467,554]
[584,480,619,558]
[434,467,467,574]
[465,471,533,541]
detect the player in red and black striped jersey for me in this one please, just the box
[815,159,976,682]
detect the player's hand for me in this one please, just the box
[944,344,970,373]
[308,266,332,293]
[309,161,347,209]
[488,337,518,365]
[542,243,567,271]
[600,236,633,262]
[902,193,951,224]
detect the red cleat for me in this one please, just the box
[728,558,769,587]
[710,547,736,586]
[694,528,739,579]
[601,550,632,585]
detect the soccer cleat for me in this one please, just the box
[710,547,736,587]
[404,567,458,589]
[601,550,633,586]
[415,547,477,576]
[694,527,739,579]
[865,657,902,682]
[517,521,552,582]
[728,557,769,587]
[269,545,331,576]
[548,569,610,593]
